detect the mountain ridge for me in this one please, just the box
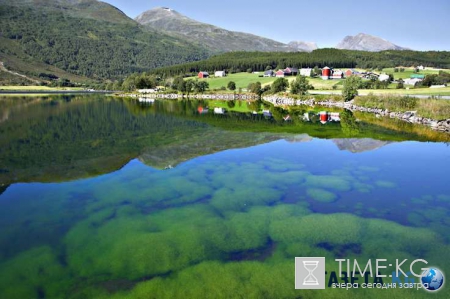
[135,7,304,53]
[336,33,408,51]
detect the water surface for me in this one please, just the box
[0,96,449,298]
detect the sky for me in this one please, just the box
[103,0,450,51]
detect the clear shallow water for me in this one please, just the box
[0,96,449,299]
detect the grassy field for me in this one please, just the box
[186,73,277,90]
[206,100,254,113]
[187,72,345,90]
[382,67,441,79]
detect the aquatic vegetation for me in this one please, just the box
[375,180,397,188]
[437,194,450,202]
[0,246,69,299]
[306,188,337,202]
[304,175,352,192]
[407,212,427,226]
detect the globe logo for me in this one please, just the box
[421,268,444,291]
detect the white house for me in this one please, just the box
[215,71,226,77]
[403,78,422,85]
[300,68,312,77]
[138,89,157,93]
[379,74,390,82]
[214,107,226,114]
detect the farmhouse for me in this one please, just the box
[198,71,209,78]
[215,71,226,77]
[264,70,275,77]
[284,67,299,76]
[276,70,286,77]
[379,74,390,81]
[300,68,312,77]
[403,78,422,85]
[345,69,359,77]
[331,70,343,79]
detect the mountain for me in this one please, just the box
[0,0,209,82]
[287,41,318,52]
[333,138,392,153]
[135,7,297,53]
[336,33,408,52]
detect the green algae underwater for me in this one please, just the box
[0,96,449,299]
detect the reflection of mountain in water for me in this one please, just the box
[1,96,448,184]
[333,138,392,153]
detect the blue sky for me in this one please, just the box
[103,0,450,51]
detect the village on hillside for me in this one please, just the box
[196,66,435,88]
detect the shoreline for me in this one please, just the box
[263,95,450,133]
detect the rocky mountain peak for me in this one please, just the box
[336,33,407,52]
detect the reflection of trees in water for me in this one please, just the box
[340,110,360,136]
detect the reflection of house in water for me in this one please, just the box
[319,111,340,124]
[263,109,272,118]
[138,98,155,103]
[213,107,226,114]
[197,106,209,114]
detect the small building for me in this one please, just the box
[319,111,328,124]
[300,68,312,77]
[262,109,272,118]
[215,71,226,77]
[198,71,209,79]
[284,67,299,76]
[345,69,359,77]
[379,74,390,82]
[264,70,275,77]
[276,70,286,77]
[331,70,343,79]
[138,89,157,93]
[417,65,425,70]
[197,106,209,114]
[329,112,340,122]
[213,107,226,114]
[403,78,422,85]
[321,67,331,80]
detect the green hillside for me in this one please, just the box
[0,0,209,83]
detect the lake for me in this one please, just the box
[0,95,449,298]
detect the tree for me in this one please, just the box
[227,100,236,108]
[227,81,236,91]
[271,77,289,93]
[340,110,360,136]
[185,79,195,95]
[172,76,186,92]
[290,75,313,95]
[313,66,321,77]
[194,80,209,93]
[247,68,253,73]
[342,76,362,101]
[248,82,262,95]
[397,80,404,89]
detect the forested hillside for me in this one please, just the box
[0,0,209,81]
[149,49,450,76]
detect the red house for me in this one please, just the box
[276,70,286,77]
[198,71,209,78]
[284,67,299,76]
